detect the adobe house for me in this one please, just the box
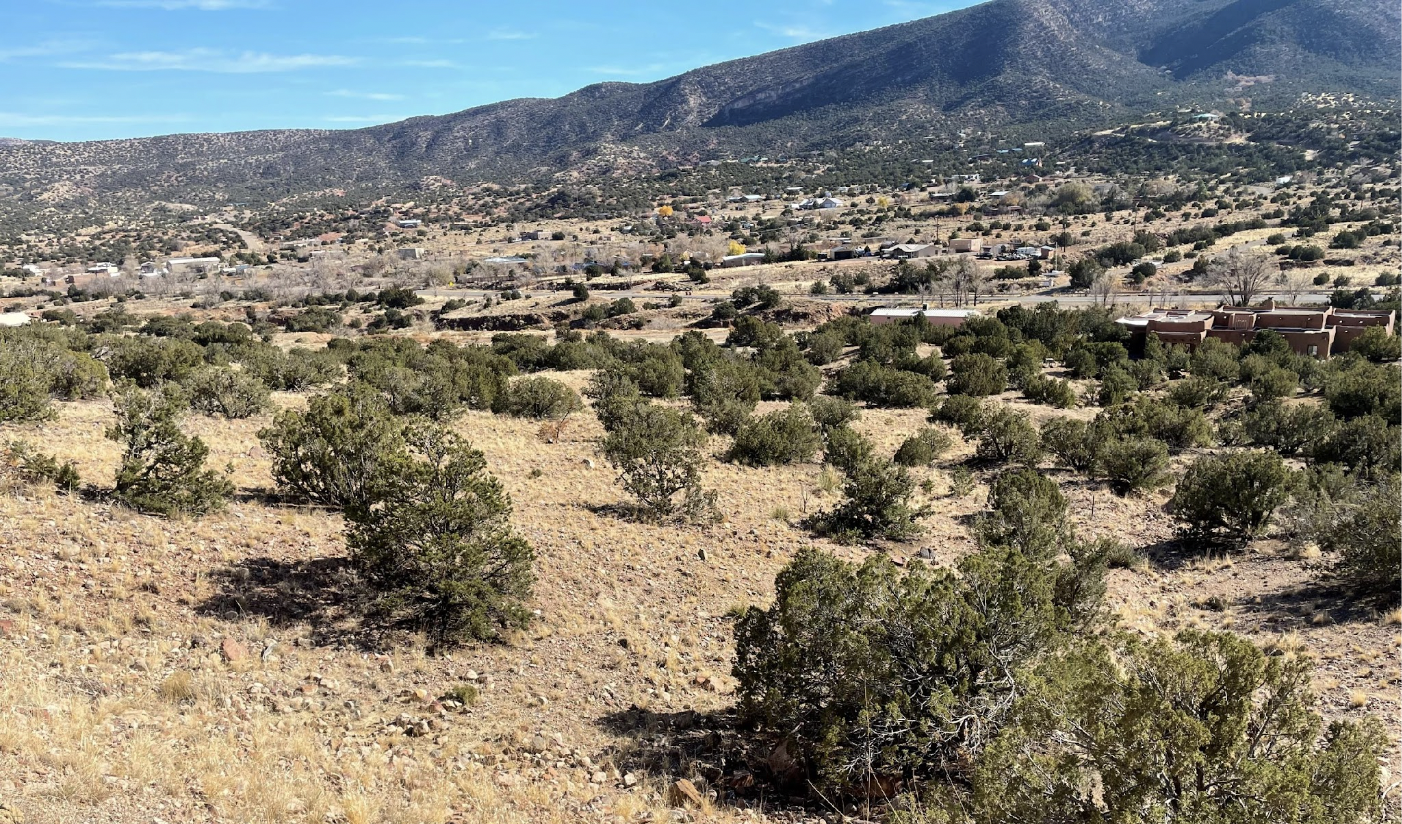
[1117,299,1395,359]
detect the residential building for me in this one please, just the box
[0,312,31,328]
[720,252,766,268]
[869,307,980,327]
[397,248,426,261]
[947,238,982,254]
[167,257,221,274]
[884,243,938,260]
[1115,300,1395,359]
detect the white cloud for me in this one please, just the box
[94,0,271,9]
[0,39,95,61]
[60,48,357,73]
[486,29,536,41]
[327,89,405,101]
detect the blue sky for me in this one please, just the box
[0,0,976,142]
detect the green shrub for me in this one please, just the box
[689,357,761,435]
[1306,475,1400,600]
[259,384,404,513]
[804,330,845,365]
[347,422,534,646]
[185,367,271,419]
[734,543,1102,791]
[1189,337,1240,383]
[1096,397,1212,451]
[1023,375,1077,408]
[807,454,923,542]
[7,440,81,492]
[1096,365,1137,406]
[0,342,57,421]
[101,335,205,387]
[728,404,821,467]
[930,394,986,435]
[947,353,1008,397]
[1247,366,1298,403]
[1244,401,1335,456]
[755,339,823,401]
[893,427,954,467]
[809,395,860,432]
[1349,327,1401,362]
[1096,437,1172,494]
[1039,417,1098,472]
[493,376,583,420]
[829,360,940,408]
[1323,362,1400,423]
[1167,375,1227,408]
[1310,415,1400,475]
[600,401,713,521]
[975,406,1042,466]
[822,425,874,472]
[976,468,1067,556]
[1171,451,1294,547]
[970,630,1387,824]
[107,384,232,517]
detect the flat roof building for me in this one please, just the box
[1117,300,1395,359]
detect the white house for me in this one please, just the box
[0,312,31,328]
[869,308,981,327]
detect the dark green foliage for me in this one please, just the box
[1096,436,1172,494]
[1096,365,1137,406]
[1188,337,1240,383]
[184,367,270,419]
[930,394,986,435]
[238,344,342,391]
[893,427,954,467]
[947,353,1007,397]
[0,340,58,421]
[282,306,342,333]
[600,401,713,521]
[734,540,1102,791]
[754,339,822,401]
[728,404,821,467]
[7,440,81,492]
[1244,401,1336,457]
[101,335,206,388]
[970,631,1387,824]
[829,360,940,408]
[106,384,232,517]
[1022,375,1077,408]
[1171,451,1294,547]
[346,422,534,646]
[1349,327,1401,362]
[1323,361,1400,424]
[689,357,761,435]
[976,469,1067,556]
[1246,364,1298,403]
[822,425,874,472]
[1303,474,1400,601]
[1167,375,1228,408]
[1039,416,1098,473]
[975,406,1041,466]
[808,454,923,542]
[1310,415,1400,475]
[259,384,404,513]
[809,395,859,432]
[493,376,583,420]
[1096,396,1213,451]
[804,330,845,365]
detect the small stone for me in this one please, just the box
[525,734,549,755]
[668,779,704,807]
[464,669,479,681]
[697,548,707,561]
[378,656,394,674]
[623,772,638,788]
[220,638,247,663]
[591,770,608,784]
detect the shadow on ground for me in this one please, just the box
[195,555,382,648]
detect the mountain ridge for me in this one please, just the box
[0,0,1395,207]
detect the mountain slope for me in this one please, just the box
[0,0,1395,208]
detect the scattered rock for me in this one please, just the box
[0,620,17,639]
[377,656,394,674]
[525,734,549,755]
[697,548,708,562]
[582,458,596,469]
[591,770,608,784]
[668,778,704,807]
[623,772,638,788]
[220,638,247,663]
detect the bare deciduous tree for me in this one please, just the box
[1276,267,1314,306]
[1210,249,1276,306]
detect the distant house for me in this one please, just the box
[519,230,544,241]
[86,263,120,277]
[1116,301,1396,359]
[0,312,31,328]
[690,215,714,227]
[817,197,844,209]
[167,257,221,274]
[397,248,426,261]
[827,246,863,261]
[869,307,980,327]
[947,238,982,254]
[720,252,766,268]
[482,256,529,266]
[396,219,422,229]
[884,243,938,260]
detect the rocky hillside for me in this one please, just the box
[0,0,1396,206]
